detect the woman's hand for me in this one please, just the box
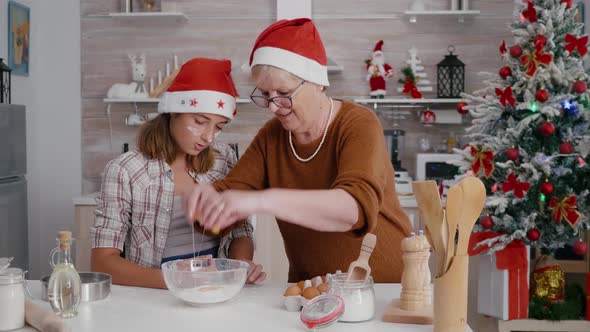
[243,260,266,284]
[200,190,264,232]
[184,184,222,227]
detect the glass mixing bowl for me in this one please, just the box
[161,258,248,306]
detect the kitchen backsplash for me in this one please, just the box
[81,0,514,193]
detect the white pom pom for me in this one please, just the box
[240,62,252,75]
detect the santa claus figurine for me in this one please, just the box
[366,40,393,98]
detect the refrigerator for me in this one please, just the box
[0,104,28,270]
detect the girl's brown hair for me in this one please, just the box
[137,114,216,173]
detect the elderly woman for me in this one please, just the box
[185,19,412,283]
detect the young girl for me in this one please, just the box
[90,58,265,288]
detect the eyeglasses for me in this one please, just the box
[249,81,306,109]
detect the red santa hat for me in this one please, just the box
[249,18,329,86]
[373,40,384,55]
[158,58,238,120]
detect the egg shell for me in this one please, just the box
[302,286,320,300]
[296,280,305,290]
[283,285,302,296]
[317,282,329,294]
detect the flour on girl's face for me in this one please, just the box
[185,125,220,140]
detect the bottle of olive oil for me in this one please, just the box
[47,231,81,318]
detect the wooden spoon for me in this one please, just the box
[443,184,463,273]
[456,177,486,256]
[412,181,445,276]
[346,233,377,283]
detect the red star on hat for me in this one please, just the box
[190,99,198,107]
[217,100,225,109]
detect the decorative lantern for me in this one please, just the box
[0,58,11,104]
[437,46,465,99]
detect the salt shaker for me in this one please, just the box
[0,267,26,330]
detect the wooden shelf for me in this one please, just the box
[533,230,590,274]
[88,12,188,24]
[354,98,463,105]
[404,10,480,23]
[353,98,464,124]
[498,318,590,332]
[327,58,343,73]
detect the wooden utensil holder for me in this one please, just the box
[434,255,468,332]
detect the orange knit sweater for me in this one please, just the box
[214,100,412,282]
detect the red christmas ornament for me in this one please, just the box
[506,147,520,161]
[521,36,554,77]
[561,0,573,9]
[573,240,587,256]
[527,229,540,242]
[510,45,523,58]
[540,181,554,196]
[539,122,555,137]
[522,1,538,23]
[502,173,531,199]
[421,109,436,126]
[549,195,580,226]
[560,141,574,154]
[565,33,589,57]
[480,216,494,229]
[470,146,495,178]
[496,86,516,107]
[457,102,468,115]
[535,89,549,102]
[499,66,512,79]
[499,40,507,57]
[573,80,587,94]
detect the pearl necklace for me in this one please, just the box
[288,98,334,163]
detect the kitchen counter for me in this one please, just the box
[74,192,419,208]
[18,281,472,332]
[72,192,99,205]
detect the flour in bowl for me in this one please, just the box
[176,284,243,304]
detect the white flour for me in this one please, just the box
[176,284,242,304]
[338,289,375,322]
[0,283,25,330]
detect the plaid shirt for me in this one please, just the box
[90,143,253,268]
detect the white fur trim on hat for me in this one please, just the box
[158,90,236,120]
[251,47,330,86]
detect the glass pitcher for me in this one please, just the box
[47,231,81,318]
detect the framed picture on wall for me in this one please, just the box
[7,1,30,76]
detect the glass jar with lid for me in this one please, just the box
[327,273,375,322]
[0,266,26,331]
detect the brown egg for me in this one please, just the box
[296,280,306,290]
[302,286,320,300]
[283,285,302,297]
[317,283,329,293]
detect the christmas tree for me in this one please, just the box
[454,0,590,254]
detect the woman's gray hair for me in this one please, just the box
[251,65,327,91]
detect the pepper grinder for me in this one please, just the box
[382,231,433,324]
